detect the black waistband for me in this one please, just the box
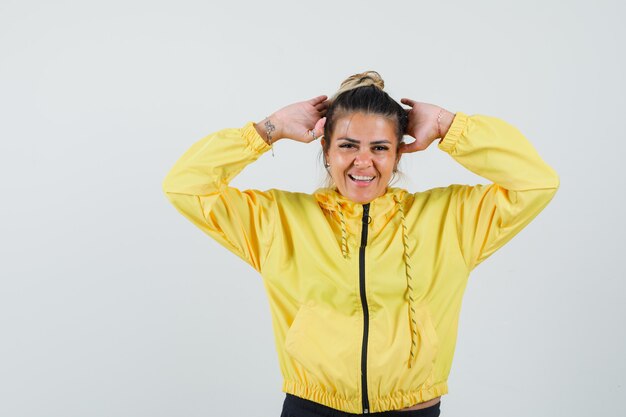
[281,393,441,417]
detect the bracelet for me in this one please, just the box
[264,116,276,157]
[437,108,444,139]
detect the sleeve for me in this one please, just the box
[438,112,560,271]
[162,121,276,273]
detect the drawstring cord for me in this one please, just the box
[333,192,416,368]
[395,195,418,368]
[338,204,348,259]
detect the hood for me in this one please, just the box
[312,186,420,369]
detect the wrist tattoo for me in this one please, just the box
[264,117,276,156]
[264,118,276,144]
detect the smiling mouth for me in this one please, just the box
[348,174,375,183]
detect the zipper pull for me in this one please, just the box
[362,203,371,225]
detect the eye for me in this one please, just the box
[373,145,389,151]
[339,143,356,149]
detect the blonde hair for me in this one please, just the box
[330,70,385,102]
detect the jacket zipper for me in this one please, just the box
[359,203,371,414]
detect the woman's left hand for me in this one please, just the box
[399,98,454,154]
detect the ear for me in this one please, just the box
[394,146,402,172]
[395,143,403,162]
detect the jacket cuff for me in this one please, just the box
[241,121,271,154]
[438,111,468,154]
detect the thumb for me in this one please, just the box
[313,117,326,138]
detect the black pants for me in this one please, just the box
[280,393,441,417]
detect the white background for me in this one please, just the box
[1,1,624,416]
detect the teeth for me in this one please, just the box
[350,174,374,181]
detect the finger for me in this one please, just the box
[297,128,314,143]
[315,105,327,114]
[314,101,329,111]
[399,139,420,154]
[307,126,324,143]
[300,118,326,143]
[400,98,415,107]
[308,95,328,105]
[399,142,415,154]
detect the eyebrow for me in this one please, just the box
[337,137,392,145]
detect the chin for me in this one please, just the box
[345,191,377,204]
[336,183,385,204]
[350,197,371,204]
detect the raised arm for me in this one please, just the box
[162,122,275,272]
[401,99,559,271]
[441,112,559,270]
[162,95,328,272]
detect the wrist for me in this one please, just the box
[437,109,455,140]
[254,116,282,145]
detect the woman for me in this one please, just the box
[162,71,559,416]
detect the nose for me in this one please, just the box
[353,149,373,168]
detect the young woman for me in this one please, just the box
[162,71,559,416]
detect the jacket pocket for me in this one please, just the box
[411,304,439,370]
[372,303,440,386]
[284,301,360,396]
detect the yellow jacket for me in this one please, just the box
[162,112,559,413]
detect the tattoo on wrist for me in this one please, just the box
[264,118,276,144]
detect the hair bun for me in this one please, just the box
[332,71,385,99]
[340,71,385,90]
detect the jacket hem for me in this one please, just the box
[282,379,361,414]
[369,381,448,413]
[282,379,448,414]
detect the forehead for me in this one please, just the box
[332,112,397,143]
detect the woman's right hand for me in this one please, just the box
[255,95,328,144]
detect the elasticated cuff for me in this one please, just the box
[241,121,271,154]
[438,111,468,154]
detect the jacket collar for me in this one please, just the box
[313,186,409,219]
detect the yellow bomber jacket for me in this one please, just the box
[162,112,559,414]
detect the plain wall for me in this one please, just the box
[1,1,624,416]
